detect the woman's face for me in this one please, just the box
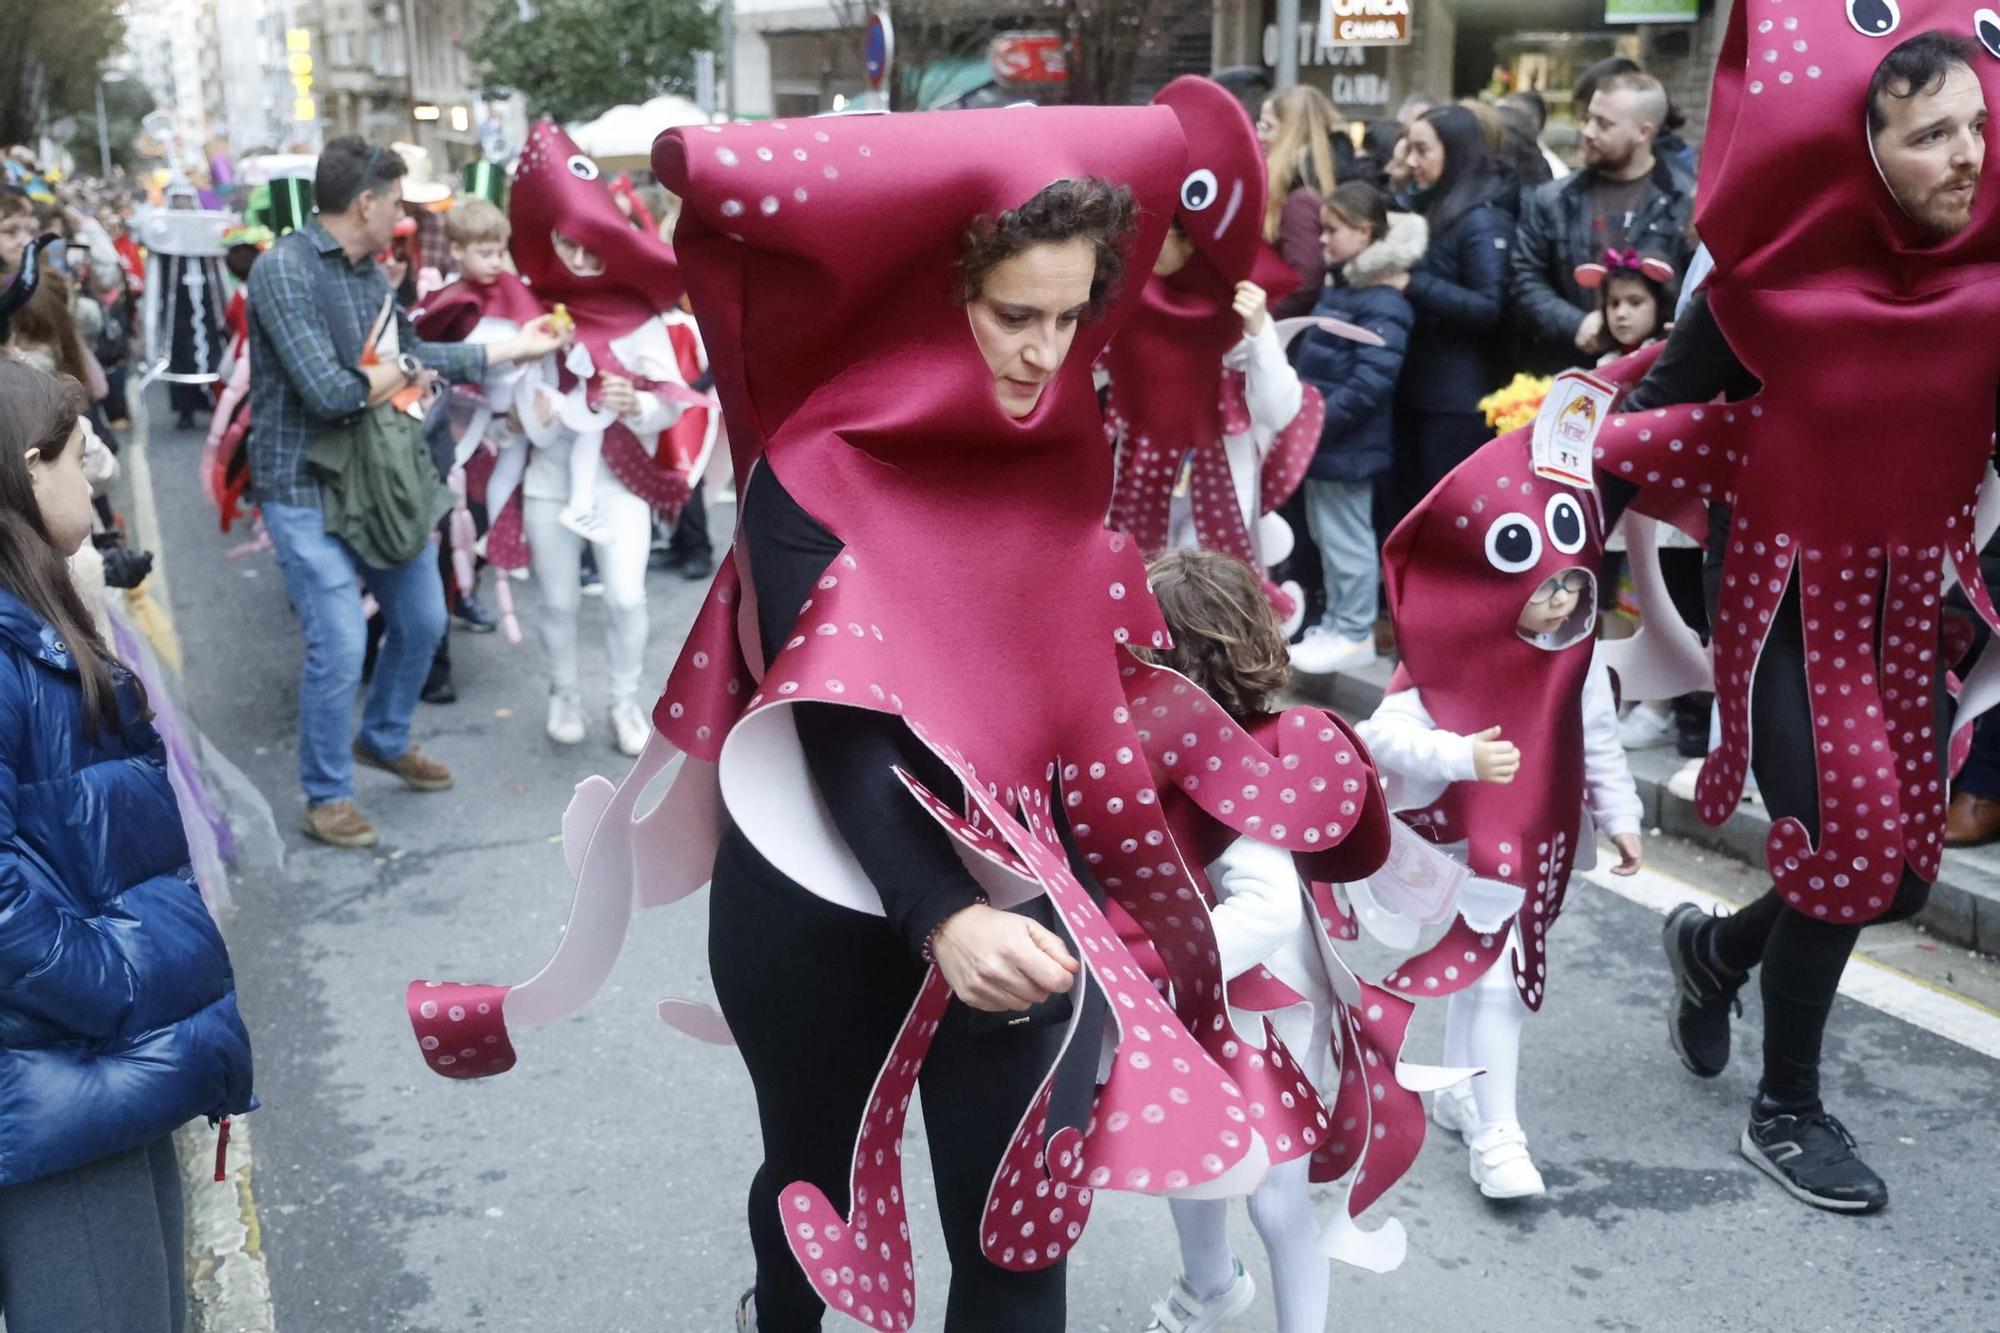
[551,231,605,277]
[1320,210,1373,266]
[1256,100,1281,152]
[29,421,95,557]
[1406,119,1446,190]
[966,237,1096,419]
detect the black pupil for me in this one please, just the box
[1550,504,1581,546]
[1850,0,1895,34]
[1185,180,1209,207]
[1495,523,1534,564]
[1981,15,2000,56]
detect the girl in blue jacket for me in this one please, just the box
[0,359,255,1333]
[1289,183,1425,676]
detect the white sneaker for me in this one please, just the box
[1143,1259,1256,1333]
[1288,628,1377,675]
[1619,703,1675,749]
[1469,1122,1546,1199]
[545,692,586,746]
[608,698,651,757]
[1666,756,1703,803]
[558,502,613,543]
[1431,1081,1479,1145]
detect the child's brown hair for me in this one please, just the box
[446,197,510,248]
[1140,549,1291,718]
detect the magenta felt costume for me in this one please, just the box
[1596,1,2000,923]
[407,104,1404,1327]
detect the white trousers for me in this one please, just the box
[522,489,650,704]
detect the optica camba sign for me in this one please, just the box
[1319,0,1411,47]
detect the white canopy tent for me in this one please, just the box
[567,95,714,172]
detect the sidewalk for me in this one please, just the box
[1288,656,2000,956]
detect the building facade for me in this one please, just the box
[404,0,528,170]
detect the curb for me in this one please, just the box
[176,1117,276,1333]
[1289,660,2000,956]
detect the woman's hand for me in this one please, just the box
[1609,832,1644,877]
[599,373,639,418]
[1470,725,1521,784]
[931,903,1080,1012]
[1233,281,1270,337]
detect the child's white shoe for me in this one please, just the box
[546,692,586,746]
[558,502,613,542]
[1469,1122,1546,1199]
[1431,1081,1479,1145]
[608,698,650,757]
[1143,1259,1256,1333]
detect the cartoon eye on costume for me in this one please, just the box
[1846,0,1899,36]
[1977,9,2000,59]
[566,154,601,181]
[1181,169,1219,212]
[1545,494,1587,555]
[1485,512,1543,574]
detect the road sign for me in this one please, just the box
[864,10,895,92]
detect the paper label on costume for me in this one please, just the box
[1367,820,1470,926]
[1530,369,1614,489]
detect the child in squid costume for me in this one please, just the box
[405,105,1424,1332]
[1359,428,1644,1201]
[504,121,717,756]
[1104,75,1360,634]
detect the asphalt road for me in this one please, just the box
[138,394,2000,1333]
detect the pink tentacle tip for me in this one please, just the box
[406,981,516,1079]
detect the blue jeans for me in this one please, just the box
[1301,477,1378,640]
[263,501,446,805]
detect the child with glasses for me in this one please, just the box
[1358,562,1642,1198]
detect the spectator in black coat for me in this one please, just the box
[1392,104,1513,517]
[1289,183,1424,677]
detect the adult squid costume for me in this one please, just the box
[407,106,1437,1327]
[1595,0,2000,924]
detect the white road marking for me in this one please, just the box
[1582,858,2000,1062]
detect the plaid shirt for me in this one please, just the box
[245,219,485,508]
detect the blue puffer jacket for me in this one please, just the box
[0,588,254,1187]
[1296,212,1425,484]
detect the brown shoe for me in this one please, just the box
[1944,790,2000,848]
[352,741,455,792]
[303,799,379,848]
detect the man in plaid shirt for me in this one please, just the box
[248,138,562,848]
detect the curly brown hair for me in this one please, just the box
[1139,549,1291,718]
[956,176,1139,319]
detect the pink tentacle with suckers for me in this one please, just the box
[1259,384,1324,516]
[1693,514,1794,824]
[1506,827,1577,1012]
[1878,555,1946,884]
[1763,554,1906,918]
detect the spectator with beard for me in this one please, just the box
[1510,70,1696,373]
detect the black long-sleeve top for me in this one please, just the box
[741,463,986,955]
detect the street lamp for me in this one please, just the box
[95,70,130,179]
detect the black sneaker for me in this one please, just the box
[1663,902,1743,1078]
[453,593,498,634]
[1740,1106,1887,1213]
[735,1287,756,1332]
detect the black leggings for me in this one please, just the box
[709,826,1070,1333]
[1705,583,1940,1110]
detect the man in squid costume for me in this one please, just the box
[1104,75,1345,633]
[405,106,1452,1329]
[1596,4,2000,1213]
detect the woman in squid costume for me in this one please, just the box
[1104,75,1346,633]
[406,106,1443,1330]
[1591,5,2000,1212]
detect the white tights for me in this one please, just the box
[1442,931,1531,1132]
[523,489,650,704]
[1169,1156,1326,1333]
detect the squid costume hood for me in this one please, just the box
[408,104,1415,1327]
[1596,0,2000,924]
